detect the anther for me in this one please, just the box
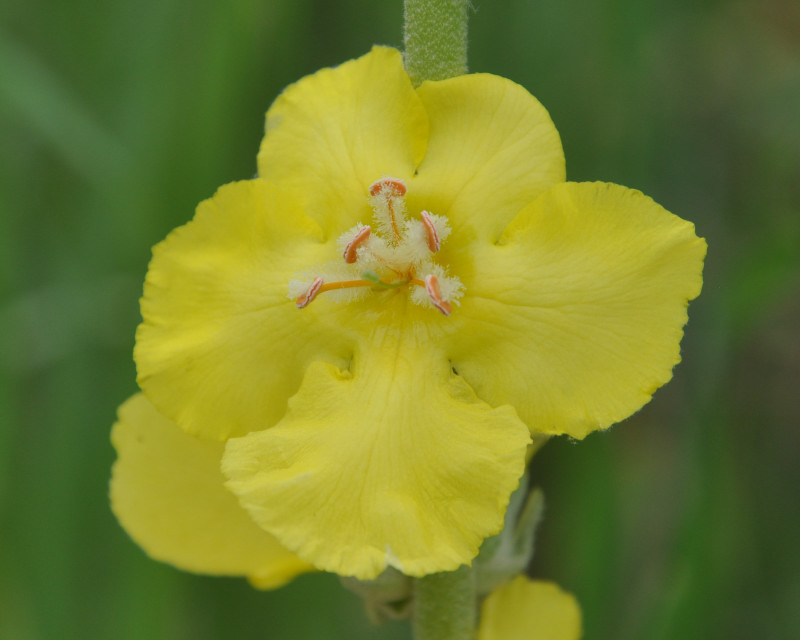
[420,211,440,253]
[424,274,452,316]
[342,225,371,263]
[369,178,406,197]
[296,276,323,309]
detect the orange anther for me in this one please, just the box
[424,274,452,316]
[296,276,323,309]
[369,177,407,197]
[342,225,371,263]
[420,211,440,253]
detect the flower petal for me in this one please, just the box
[257,46,429,236]
[222,324,530,580]
[478,576,582,640]
[135,179,353,440]
[450,182,706,439]
[110,394,314,588]
[411,73,565,242]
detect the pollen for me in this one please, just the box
[290,177,463,314]
[342,225,371,263]
[369,177,407,197]
[420,211,441,253]
[295,276,323,309]
[424,274,451,316]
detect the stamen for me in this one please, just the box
[424,274,452,316]
[368,178,407,241]
[342,225,371,263]
[420,211,440,253]
[296,276,378,309]
[296,276,323,309]
[292,177,462,316]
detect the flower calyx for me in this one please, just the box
[474,474,545,597]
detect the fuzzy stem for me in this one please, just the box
[412,565,476,640]
[403,0,468,86]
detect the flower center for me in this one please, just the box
[289,177,464,316]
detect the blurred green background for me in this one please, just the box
[1,0,798,638]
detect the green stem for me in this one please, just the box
[412,565,476,640]
[403,0,469,86]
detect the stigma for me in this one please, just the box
[289,177,464,315]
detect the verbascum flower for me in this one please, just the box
[113,46,705,582]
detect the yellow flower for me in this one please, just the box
[478,576,582,640]
[123,46,705,581]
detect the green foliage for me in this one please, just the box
[1,0,798,638]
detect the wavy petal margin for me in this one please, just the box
[222,323,530,580]
[450,182,706,439]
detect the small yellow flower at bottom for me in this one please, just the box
[110,394,314,589]
[478,576,582,640]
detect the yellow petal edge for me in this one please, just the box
[110,394,314,588]
[412,71,565,242]
[258,46,429,236]
[222,324,531,580]
[478,576,583,640]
